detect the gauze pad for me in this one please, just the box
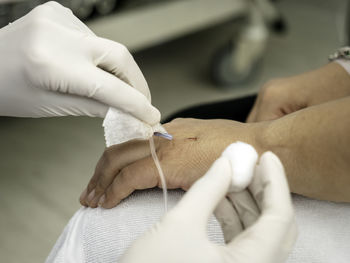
[103,108,167,146]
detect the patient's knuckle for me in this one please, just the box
[119,167,131,184]
[96,175,111,192]
[88,170,101,187]
[260,80,281,101]
[87,178,98,191]
[164,117,185,131]
[107,183,126,204]
[101,148,116,165]
[105,185,115,198]
[170,118,184,124]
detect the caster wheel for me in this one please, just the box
[210,42,261,87]
[71,0,95,21]
[271,16,287,34]
[96,0,117,16]
[11,1,32,20]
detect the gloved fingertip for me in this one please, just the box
[96,105,109,118]
[260,151,284,172]
[146,106,161,126]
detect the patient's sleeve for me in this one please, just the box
[335,58,350,75]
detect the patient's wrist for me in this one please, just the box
[220,120,268,157]
[307,62,350,105]
[257,114,299,189]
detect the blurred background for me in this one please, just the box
[0,0,348,262]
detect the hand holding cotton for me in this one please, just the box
[0,1,159,123]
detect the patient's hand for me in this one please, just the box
[80,118,265,208]
[247,62,350,122]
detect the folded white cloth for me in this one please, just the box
[335,59,350,75]
[46,192,350,263]
[287,195,350,263]
[46,189,225,263]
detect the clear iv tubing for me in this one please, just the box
[149,136,168,212]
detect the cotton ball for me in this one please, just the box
[221,141,258,192]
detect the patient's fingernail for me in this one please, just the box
[87,189,95,204]
[79,188,87,202]
[98,195,105,207]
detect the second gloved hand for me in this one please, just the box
[120,143,297,263]
[0,1,160,124]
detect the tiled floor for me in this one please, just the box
[0,0,346,262]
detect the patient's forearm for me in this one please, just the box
[262,97,350,202]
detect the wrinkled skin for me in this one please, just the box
[80,118,264,208]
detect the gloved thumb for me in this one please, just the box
[170,156,232,233]
[170,142,258,233]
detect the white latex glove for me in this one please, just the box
[0,1,160,124]
[121,143,297,263]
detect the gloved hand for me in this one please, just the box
[0,1,160,124]
[120,143,297,263]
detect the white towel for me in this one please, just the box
[287,194,350,263]
[46,192,350,263]
[46,189,225,263]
